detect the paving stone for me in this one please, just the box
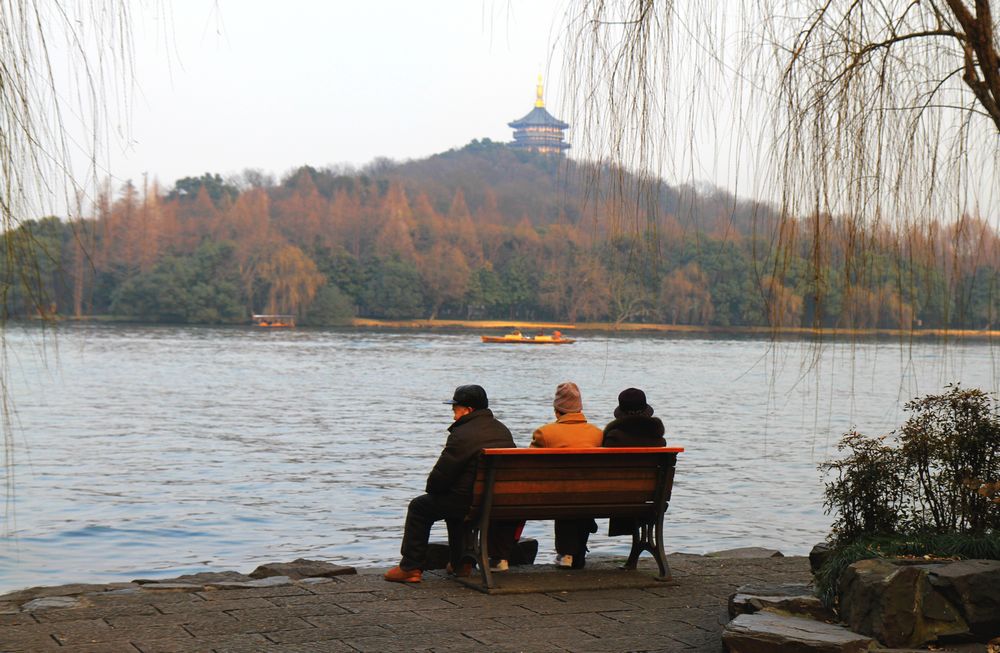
[197,584,310,600]
[264,593,353,609]
[707,547,785,559]
[226,603,352,621]
[301,609,434,630]
[55,623,189,645]
[0,633,62,652]
[0,611,38,626]
[215,640,356,653]
[182,614,314,636]
[132,633,269,653]
[265,624,393,644]
[343,597,460,614]
[35,603,160,623]
[156,597,276,613]
[340,631,483,652]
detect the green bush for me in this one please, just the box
[822,384,1000,543]
[817,384,1000,603]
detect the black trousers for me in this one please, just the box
[399,493,469,571]
[554,518,597,556]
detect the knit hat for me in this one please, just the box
[553,382,583,414]
[614,387,654,418]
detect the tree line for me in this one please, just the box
[3,140,997,329]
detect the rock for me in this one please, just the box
[139,583,204,591]
[0,583,129,603]
[206,576,295,590]
[249,559,356,580]
[809,542,834,575]
[838,558,968,648]
[134,571,253,585]
[722,612,875,652]
[927,559,1000,640]
[21,596,80,611]
[708,547,785,559]
[729,583,834,621]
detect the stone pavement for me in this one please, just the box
[1,554,811,653]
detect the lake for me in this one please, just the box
[1,324,996,593]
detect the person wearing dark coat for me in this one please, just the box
[384,385,515,583]
[602,387,666,535]
[602,387,666,447]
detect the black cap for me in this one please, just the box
[614,387,653,418]
[444,384,488,410]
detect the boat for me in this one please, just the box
[253,314,296,328]
[481,329,576,345]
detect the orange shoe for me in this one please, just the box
[445,561,474,577]
[384,565,422,583]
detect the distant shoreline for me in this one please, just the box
[37,316,1000,340]
[352,318,1000,340]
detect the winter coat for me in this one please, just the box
[601,415,666,447]
[425,408,515,498]
[530,412,603,449]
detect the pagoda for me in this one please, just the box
[508,75,570,155]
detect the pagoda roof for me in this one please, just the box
[508,106,569,130]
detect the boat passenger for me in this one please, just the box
[530,382,603,570]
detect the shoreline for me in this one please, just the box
[34,316,1000,339]
[351,317,1000,340]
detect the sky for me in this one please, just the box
[94,1,575,190]
[47,0,997,222]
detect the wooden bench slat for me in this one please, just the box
[487,477,657,495]
[487,504,655,520]
[473,468,661,482]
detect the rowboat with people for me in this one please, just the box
[480,329,576,345]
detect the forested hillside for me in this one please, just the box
[4,140,997,329]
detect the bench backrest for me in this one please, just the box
[468,447,683,522]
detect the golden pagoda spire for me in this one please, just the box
[535,74,544,108]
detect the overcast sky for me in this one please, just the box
[93,1,574,190]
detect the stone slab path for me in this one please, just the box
[1,554,811,653]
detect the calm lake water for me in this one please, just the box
[1,324,997,593]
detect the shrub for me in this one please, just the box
[817,384,1000,603]
[822,384,1000,543]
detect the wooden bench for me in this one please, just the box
[466,446,683,589]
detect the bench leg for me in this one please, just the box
[653,517,670,579]
[478,521,494,590]
[624,520,671,579]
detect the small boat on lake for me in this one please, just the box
[253,314,296,328]
[481,329,576,345]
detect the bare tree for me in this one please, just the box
[564,1,1000,332]
[1,1,134,512]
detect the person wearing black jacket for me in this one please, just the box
[384,384,515,583]
[602,387,667,536]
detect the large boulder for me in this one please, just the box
[927,559,1000,640]
[838,559,968,648]
[723,612,875,653]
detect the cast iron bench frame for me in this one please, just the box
[465,446,683,590]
